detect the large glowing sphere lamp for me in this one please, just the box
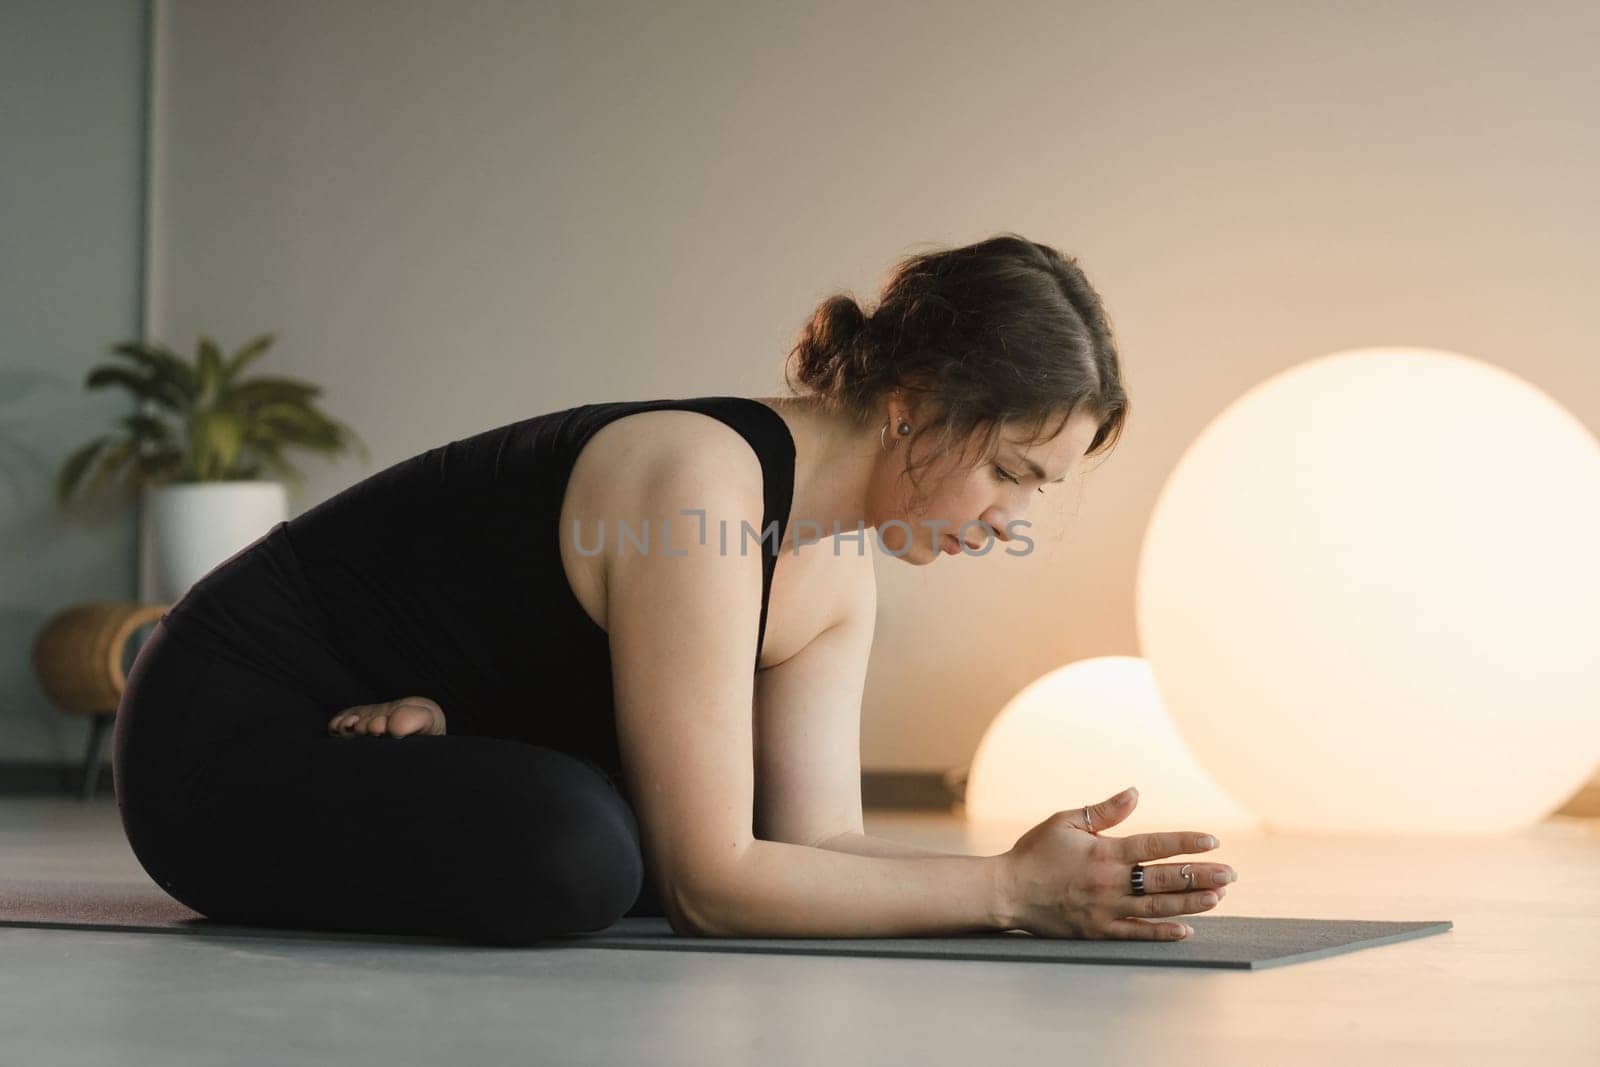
[1136,347,1600,834]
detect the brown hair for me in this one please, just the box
[783,233,1129,509]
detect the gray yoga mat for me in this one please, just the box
[0,878,1451,970]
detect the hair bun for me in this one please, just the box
[789,294,875,398]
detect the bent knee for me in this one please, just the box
[461,797,645,943]
[460,851,643,945]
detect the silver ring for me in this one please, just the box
[1179,863,1194,891]
[1083,805,1094,833]
[1130,863,1146,896]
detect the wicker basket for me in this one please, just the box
[31,602,169,716]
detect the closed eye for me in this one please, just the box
[994,466,1048,495]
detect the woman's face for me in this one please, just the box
[876,410,1102,564]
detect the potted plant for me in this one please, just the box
[56,333,370,602]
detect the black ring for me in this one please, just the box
[1130,863,1146,897]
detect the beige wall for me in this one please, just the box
[148,0,1599,776]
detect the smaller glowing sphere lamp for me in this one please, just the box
[963,656,1262,848]
[1137,347,1600,834]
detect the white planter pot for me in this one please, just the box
[137,481,289,604]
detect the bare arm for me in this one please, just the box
[682,838,1010,938]
[745,542,985,892]
[813,830,978,861]
[604,434,1014,939]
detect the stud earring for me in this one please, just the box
[880,419,912,451]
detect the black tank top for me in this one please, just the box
[160,395,796,794]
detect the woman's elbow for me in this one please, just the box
[662,846,754,937]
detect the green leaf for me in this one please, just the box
[86,437,140,496]
[197,337,225,406]
[188,410,244,480]
[225,333,276,385]
[253,400,325,425]
[86,364,151,393]
[261,449,306,492]
[330,416,373,465]
[88,361,189,413]
[56,435,112,507]
[223,377,323,412]
[138,447,186,486]
[108,341,199,405]
[121,413,173,443]
[256,405,342,450]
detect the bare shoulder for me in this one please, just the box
[560,409,767,634]
[578,409,767,504]
[592,411,768,559]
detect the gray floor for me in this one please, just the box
[3,798,1597,1065]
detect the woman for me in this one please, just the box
[113,233,1234,945]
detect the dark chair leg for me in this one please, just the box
[80,713,114,802]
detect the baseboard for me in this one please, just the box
[861,771,961,811]
[0,762,964,811]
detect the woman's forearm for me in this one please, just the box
[681,837,1009,938]
[813,830,977,860]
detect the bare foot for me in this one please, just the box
[327,696,447,739]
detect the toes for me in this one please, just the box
[387,706,431,738]
[388,710,422,735]
[329,701,445,739]
[392,699,446,737]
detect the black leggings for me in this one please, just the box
[113,616,665,946]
